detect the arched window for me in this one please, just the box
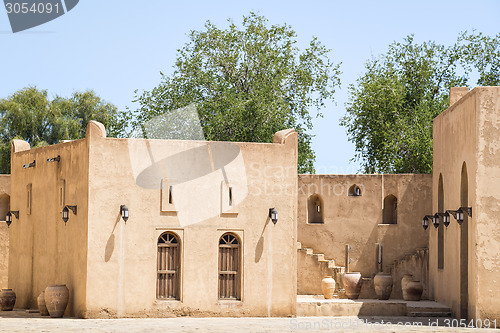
[348,184,362,196]
[460,162,469,319]
[382,195,397,224]
[157,232,181,300]
[438,174,444,269]
[307,194,324,224]
[218,233,241,299]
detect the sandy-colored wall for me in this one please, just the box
[475,87,500,321]
[297,174,430,284]
[431,87,483,320]
[84,128,298,318]
[8,139,89,317]
[0,175,10,289]
[434,87,500,321]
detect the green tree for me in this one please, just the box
[458,31,500,86]
[342,32,499,174]
[132,13,340,173]
[0,86,127,174]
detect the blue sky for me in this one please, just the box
[1,0,498,173]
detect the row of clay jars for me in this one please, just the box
[38,285,69,318]
[0,289,16,311]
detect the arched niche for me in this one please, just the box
[382,194,397,224]
[307,194,324,224]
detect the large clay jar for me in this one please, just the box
[406,280,423,301]
[343,272,362,299]
[0,289,16,311]
[401,274,413,300]
[373,273,393,300]
[321,276,336,299]
[45,285,69,318]
[37,291,49,316]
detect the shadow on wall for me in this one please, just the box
[104,214,122,262]
[0,194,9,221]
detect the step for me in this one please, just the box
[406,301,452,317]
[297,297,406,317]
[297,296,452,317]
[312,253,325,261]
[408,311,452,317]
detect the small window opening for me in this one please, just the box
[382,195,397,224]
[348,184,362,196]
[307,194,324,224]
[229,187,233,206]
[168,186,173,204]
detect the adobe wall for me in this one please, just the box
[297,174,431,284]
[432,87,500,321]
[8,138,89,317]
[0,175,11,289]
[475,87,500,321]
[83,127,298,318]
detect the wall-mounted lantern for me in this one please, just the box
[422,215,435,230]
[62,205,77,225]
[447,207,472,225]
[47,155,60,162]
[432,213,440,228]
[438,212,451,227]
[269,208,278,224]
[422,216,429,230]
[120,205,129,222]
[23,160,36,169]
[5,211,19,228]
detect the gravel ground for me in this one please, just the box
[0,311,498,332]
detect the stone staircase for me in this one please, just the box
[297,242,346,297]
[388,248,429,300]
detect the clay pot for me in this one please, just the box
[321,276,336,299]
[406,280,423,301]
[0,289,16,311]
[373,273,393,300]
[343,272,362,299]
[45,285,69,318]
[401,274,413,300]
[37,291,49,316]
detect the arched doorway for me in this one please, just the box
[438,174,444,269]
[460,162,468,319]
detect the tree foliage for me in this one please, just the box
[342,32,500,174]
[0,87,127,173]
[132,13,340,173]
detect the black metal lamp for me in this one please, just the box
[62,205,77,225]
[269,208,278,224]
[422,216,429,230]
[47,155,60,162]
[439,212,451,227]
[5,210,18,227]
[432,213,440,228]
[460,207,472,218]
[23,160,36,169]
[423,215,434,230]
[448,207,472,225]
[120,205,129,222]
